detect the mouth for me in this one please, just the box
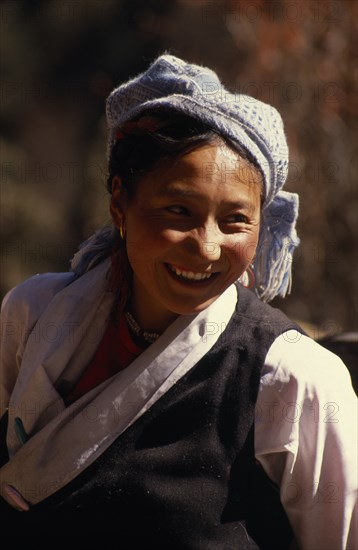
[165,263,219,284]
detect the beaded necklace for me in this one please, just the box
[125,311,160,346]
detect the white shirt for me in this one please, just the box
[257,332,357,549]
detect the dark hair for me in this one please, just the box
[107,109,263,199]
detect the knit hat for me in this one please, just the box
[105,54,299,302]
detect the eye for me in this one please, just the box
[224,213,249,224]
[165,205,189,216]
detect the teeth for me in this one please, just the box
[169,264,213,281]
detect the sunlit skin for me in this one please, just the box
[110,143,262,334]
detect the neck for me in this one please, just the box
[129,296,178,335]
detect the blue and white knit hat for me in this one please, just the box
[105,54,299,302]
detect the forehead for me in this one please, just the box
[138,143,262,198]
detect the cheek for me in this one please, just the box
[125,227,178,276]
[225,232,259,267]
[127,216,183,252]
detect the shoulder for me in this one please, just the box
[0,271,75,415]
[231,285,301,359]
[234,284,299,332]
[263,331,353,392]
[1,271,76,321]
[1,271,76,355]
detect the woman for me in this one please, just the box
[0,54,356,549]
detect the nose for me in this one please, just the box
[185,223,222,263]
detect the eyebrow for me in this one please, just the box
[158,185,199,198]
[157,185,257,213]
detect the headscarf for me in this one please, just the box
[74,54,299,302]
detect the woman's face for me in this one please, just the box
[111,143,262,332]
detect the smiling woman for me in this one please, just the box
[0,54,356,549]
[110,141,262,332]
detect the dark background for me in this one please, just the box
[1,0,357,338]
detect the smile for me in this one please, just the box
[166,263,215,281]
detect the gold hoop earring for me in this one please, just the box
[239,265,255,288]
[119,225,126,240]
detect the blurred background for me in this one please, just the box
[1,0,357,340]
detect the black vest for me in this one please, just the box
[0,286,300,549]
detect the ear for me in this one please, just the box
[110,175,128,229]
